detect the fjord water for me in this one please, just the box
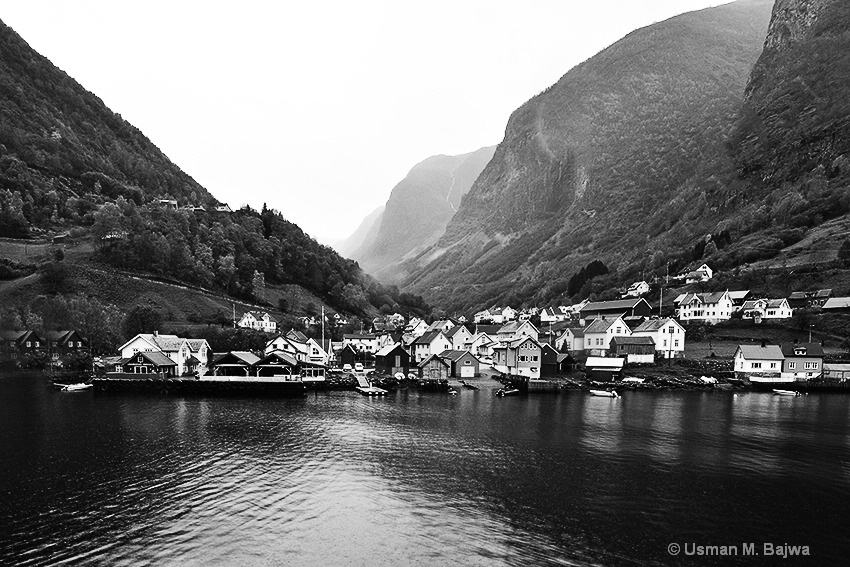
[2,374,848,566]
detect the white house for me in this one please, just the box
[119,332,210,376]
[741,298,793,321]
[343,333,379,353]
[623,281,650,298]
[411,330,453,363]
[680,263,713,284]
[583,316,632,356]
[237,311,278,333]
[631,318,686,358]
[540,306,569,324]
[500,306,518,322]
[445,325,473,351]
[467,332,497,361]
[496,320,539,343]
[492,336,543,378]
[406,317,429,337]
[555,326,585,352]
[733,344,786,382]
[676,291,733,323]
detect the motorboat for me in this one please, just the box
[589,389,619,398]
[495,388,520,397]
[773,389,802,397]
[61,383,93,392]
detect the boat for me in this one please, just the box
[61,383,93,392]
[589,389,619,398]
[459,380,479,390]
[495,388,520,397]
[773,389,802,397]
[447,389,458,395]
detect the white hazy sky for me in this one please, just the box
[2,0,728,245]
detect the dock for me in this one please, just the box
[92,375,306,396]
[353,373,387,396]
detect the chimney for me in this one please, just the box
[760,339,767,348]
[154,330,159,337]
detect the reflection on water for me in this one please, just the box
[2,374,849,566]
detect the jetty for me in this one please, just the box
[92,375,306,396]
[354,373,387,396]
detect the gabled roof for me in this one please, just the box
[418,354,450,368]
[211,351,261,366]
[581,298,647,313]
[742,299,788,309]
[413,330,444,345]
[779,343,825,357]
[444,325,470,338]
[437,349,479,363]
[584,318,625,334]
[256,351,300,366]
[788,291,808,300]
[186,339,209,352]
[735,345,784,360]
[679,291,729,305]
[125,350,177,367]
[286,329,309,342]
[727,290,751,301]
[343,333,376,340]
[673,293,688,305]
[632,318,682,333]
[375,343,405,357]
[823,297,850,310]
[815,289,833,298]
[475,324,502,336]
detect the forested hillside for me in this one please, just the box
[0,17,429,326]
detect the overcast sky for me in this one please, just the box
[3,0,729,246]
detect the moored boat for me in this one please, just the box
[589,389,619,398]
[61,383,93,392]
[773,389,802,397]
[459,380,479,390]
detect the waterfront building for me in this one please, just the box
[583,316,632,356]
[780,343,824,380]
[375,343,411,376]
[609,336,656,364]
[733,344,785,382]
[437,350,480,378]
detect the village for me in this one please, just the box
[3,263,850,395]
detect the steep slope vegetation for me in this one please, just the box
[0,18,429,321]
[352,146,495,282]
[401,0,777,312]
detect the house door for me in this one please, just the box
[461,365,475,378]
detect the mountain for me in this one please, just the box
[398,0,785,312]
[0,18,429,332]
[334,205,384,258]
[731,0,850,185]
[351,146,495,282]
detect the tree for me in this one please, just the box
[91,202,125,245]
[277,298,290,313]
[122,305,164,339]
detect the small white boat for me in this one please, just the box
[62,383,93,392]
[699,376,718,384]
[773,389,801,397]
[589,389,619,398]
[622,377,644,384]
[447,389,458,395]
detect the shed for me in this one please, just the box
[609,336,656,364]
[120,351,177,376]
[418,354,450,381]
[438,349,480,378]
[375,343,411,376]
[585,356,625,382]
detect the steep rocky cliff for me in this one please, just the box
[400,0,775,312]
[732,0,850,185]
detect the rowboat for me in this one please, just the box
[62,383,93,392]
[589,389,619,398]
[773,389,801,397]
[459,380,479,390]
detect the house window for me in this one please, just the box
[26,341,31,347]
[805,362,818,369]
[674,340,679,348]
[789,362,796,369]
[137,355,144,363]
[752,362,762,369]
[770,362,777,369]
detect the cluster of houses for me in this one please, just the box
[103,328,333,380]
[0,330,90,365]
[156,199,233,213]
